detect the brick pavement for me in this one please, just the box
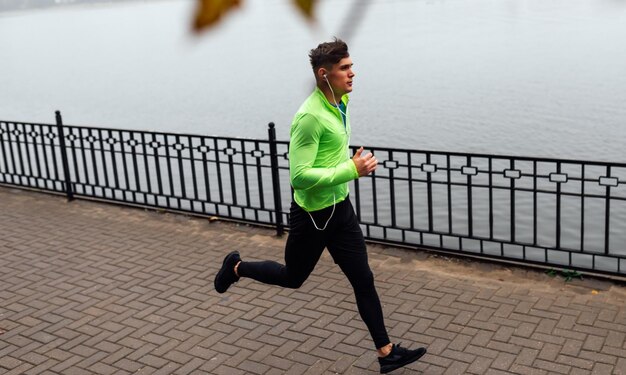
[1,186,625,375]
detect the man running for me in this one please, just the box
[214,38,427,374]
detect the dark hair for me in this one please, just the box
[308,37,349,72]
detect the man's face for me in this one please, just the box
[326,57,355,95]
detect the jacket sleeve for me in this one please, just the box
[289,113,358,190]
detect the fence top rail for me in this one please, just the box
[1,120,58,128]
[357,145,626,167]
[2,119,625,167]
[1,120,278,144]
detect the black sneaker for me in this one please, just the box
[214,251,241,293]
[378,343,427,374]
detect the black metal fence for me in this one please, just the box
[1,114,625,277]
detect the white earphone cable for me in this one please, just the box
[307,74,347,230]
[324,75,347,118]
[307,193,336,231]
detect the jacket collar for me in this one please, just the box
[314,86,349,111]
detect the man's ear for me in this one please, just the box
[318,68,327,80]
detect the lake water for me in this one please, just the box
[1,0,625,162]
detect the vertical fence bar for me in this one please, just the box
[23,125,33,184]
[533,160,538,246]
[189,135,199,209]
[100,130,111,195]
[241,141,251,212]
[488,157,494,240]
[446,154,452,234]
[467,156,473,237]
[30,125,43,187]
[141,133,151,200]
[89,129,99,189]
[98,129,110,194]
[510,159,516,243]
[5,123,14,182]
[152,134,163,198]
[187,136,200,207]
[130,133,141,203]
[55,111,74,201]
[68,128,80,193]
[389,150,396,228]
[50,125,62,190]
[388,151,396,228]
[102,130,120,199]
[426,153,433,233]
[372,149,379,226]
[268,123,284,236]
[7,123,19,184]
[254,141,265,213]
[214,138,224,208]
[175,135,187,206]
[227,139,237,208]
[408,152,414,230]
[1,123,13,183]
[604,166,611,255]
[0,123,6,182]
[42,126,54,190]
[119,131,131,201]
[109,130,121,194]
[580,164,585,252]
[556,162,562,249]
[15,123,27,185]
[163,134,175,208]
[77,128,88,194]
[201,138,212,206]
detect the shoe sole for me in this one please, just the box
[214,251,239,294]
[380,348,427,374]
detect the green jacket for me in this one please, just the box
[289,87,359,212]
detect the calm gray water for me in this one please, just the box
[1,0,625,162]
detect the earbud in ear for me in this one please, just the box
[323,73,327,79]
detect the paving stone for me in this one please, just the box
[534,358,570,374]
[591,362,615,374]
[508,364,547,375]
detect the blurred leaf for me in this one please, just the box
[292,0,316,20]
[193,0,242,32]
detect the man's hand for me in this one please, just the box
[352,146,378,177]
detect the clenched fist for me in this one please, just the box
[352,146,378,177]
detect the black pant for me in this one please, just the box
[238,197,391,349]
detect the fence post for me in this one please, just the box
[55,110,74,201]
[268,122,284,236]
